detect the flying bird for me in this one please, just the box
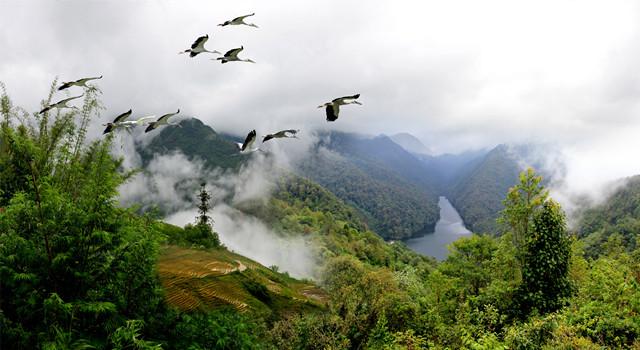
[145,109,181,133]
[118,115,156,128]
[58,76,103,91]
[236,129,260,153]
[318,94,362,122]
[179,35,221,57]
[103,109,132,134]
[262,129,299,143]
[218,13,258,28]
[214,46,255,64]
[39,94,84,114]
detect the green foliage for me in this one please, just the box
[110,320,162,350]
[578,175,640,257]
[297,134,439,239]
[138,118,246,171]
[440,235,498,296]
[0,83,170,348]
[449,145,522,234]
[500,167,549,250]
[242,280,271,303]
[170,310,268,350]
[518,200,573,315]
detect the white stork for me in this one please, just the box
[118,115,156,128]
[39,94,84,114]
[179,35,221,57]
[58,76,102,91]
[318,94,362,122]
[104,113,156,134]
[262,129,299,143]
[103,109,132,134]
[218,13,258,28]
[145,109,181,133]
[236,129,261,153]
[214,46,255,64]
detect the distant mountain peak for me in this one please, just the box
[389,133,431,155]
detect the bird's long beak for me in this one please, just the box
[354,101,363,105]
[317,105,324,108]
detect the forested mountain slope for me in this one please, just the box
[140,121,441,240]
[296,132,440,239]
[578,175,640,256]
[447,145,522,233]
[138,118,248,170]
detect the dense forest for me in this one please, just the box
[578,175,640,257]
[298,131,442,240]
[447,144,522,234]
[138,118,247,171]
[1,84,639,348]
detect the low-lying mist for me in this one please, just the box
[117,128,320,279]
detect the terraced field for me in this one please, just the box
[158,246,326,316]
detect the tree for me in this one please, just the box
[179,182,220,248]
[0,81,165,348]
[518,200,572,315]
[196,182,212,227]
[500,168,548,252]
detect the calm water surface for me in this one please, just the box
[404,196,471,260]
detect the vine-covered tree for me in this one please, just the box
[518,200,573,314]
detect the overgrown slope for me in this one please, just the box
[297,132,440,239]
[578,175,640,256]
[138,118,248,170]
[448,145,522,233]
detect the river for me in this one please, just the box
[403,196,471,260]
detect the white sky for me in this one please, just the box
[1,0,640,192]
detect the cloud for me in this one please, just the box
[165,204,318,279]
[2,0,640,223]
[117,141,319,279]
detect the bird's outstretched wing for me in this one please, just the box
[57,94,84,105]
[333,94,360,103]
[224,46,243,58]
[58,81,74,91]
[262,134,274,143]
[233,13,255,21]
[241,130,256,151]
[156,109,180,124]
[77,75,103,84]
[112,109,132,124]
[39,105,53,114]
[103,124,115,134]
[191,35,208,49]
[326,104,339,121]
[144,122,157,133]
[134,116,156,125]
[282,129,299,136]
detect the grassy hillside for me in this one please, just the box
[448,145,522,233]
[157,245,325,317]
[578,175,640,256]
